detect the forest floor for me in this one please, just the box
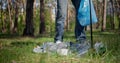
[0,30,120,63]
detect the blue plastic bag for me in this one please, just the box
[77,0,98,26]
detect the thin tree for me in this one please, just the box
[13,0,19,33]
[118,1,120,29]
[115,0,120,29]
[39,0,45,34]
[118,17,120,30]
[110,0,115,30]
[101,0,107,31]
[23,0,34,36]
[65,2,70,31]
[21,0,26,23]
[0,0,3,32]
[7,0,14,33]
[0,0,2,23]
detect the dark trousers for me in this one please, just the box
[54,0,86,42]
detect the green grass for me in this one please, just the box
[0,31,120,63]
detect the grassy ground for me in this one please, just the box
[0,30,120,63]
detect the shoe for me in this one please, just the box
[55,40,62,44]
[55,40,68,49]
[56,42,68,49]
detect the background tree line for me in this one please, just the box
[0,0,120,37]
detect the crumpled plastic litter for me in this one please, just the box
[33,42,106,56]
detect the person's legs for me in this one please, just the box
[54,0,68,43]
[71,0,86,43]
[75,16,86,42]
[70,0,90,56]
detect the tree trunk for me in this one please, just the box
[7,0,14,33]
[65,3,70,31]
[95,0,100,29]
[110,0,115,30]
[1,0,3,32]
[21,0,25,13]
[21,0,26,24]
[13,0,19,33]
[119,16,120,29]
[118,1,120,30]
[39,0,45,34]
[34,0,36,15]
[23,0,34,36]
[101,0,107,31]
[116,0,120,29]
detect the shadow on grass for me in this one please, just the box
[10,41,38,47]
[0,33,20,39]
